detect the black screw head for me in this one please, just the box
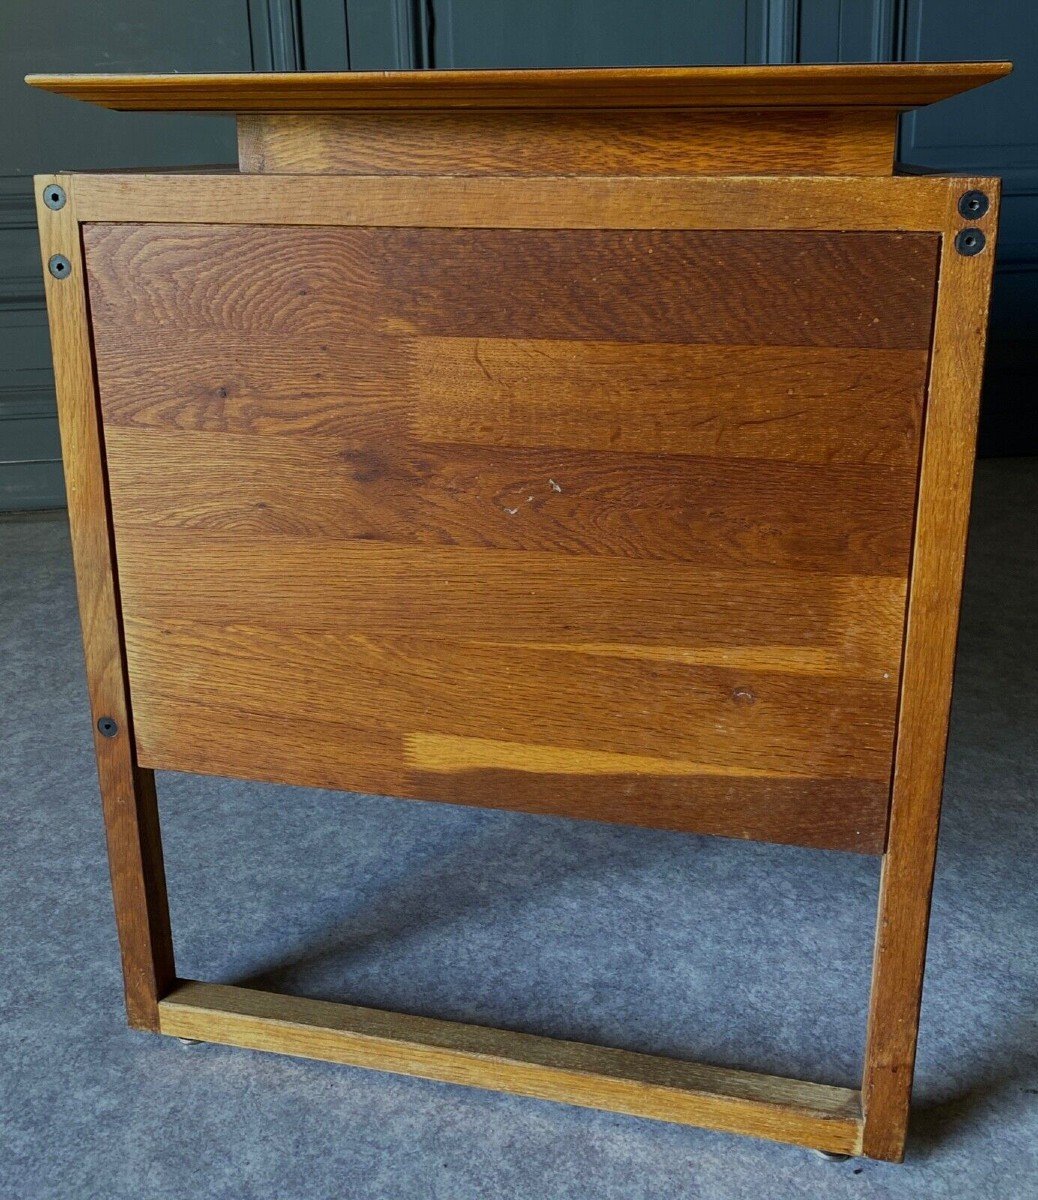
[955,228,986,257]
[97,716,119,738]
[958,189,989,220]
[48,253,71,279]
[43,184,66,211]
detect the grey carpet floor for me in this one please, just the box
[1,458,1035,1200]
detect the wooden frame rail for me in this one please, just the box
[36,168,997,1163]
[159,981,863,1154]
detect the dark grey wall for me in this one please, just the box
[0,0,341,510]
[1,0,261,510]
[895,1,1037,455]
[1,1,1033,510]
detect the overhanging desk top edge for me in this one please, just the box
[25,62,1012,113]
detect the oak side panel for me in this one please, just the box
[159,980,863,1154]
[81,215,941,854]
[237,108,896,177]
[34,175,175,1031]
[861,181,1000,1161]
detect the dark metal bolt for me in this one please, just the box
[97,716,119,738]
[955,228,986,257]
[958,189,989,220]
[43,184,67,211]
[48,253,71,279]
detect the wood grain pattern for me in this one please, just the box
[158,980,864,1154]
[34,175,175,1030]
[410,337,929,467]
[26,61,1011,112]
[237,108,896,177]
[102,534,907,674]
[81,213,939,854]
[861,181,1000,1161]
[83,224,940,351]
[91,334,929,467]
[70,172,964,233]
[98,426,917,575]
[121,615,899,809]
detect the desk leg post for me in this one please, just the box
[861,184,997,1161]
[35,174,176,1030]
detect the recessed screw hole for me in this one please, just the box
[42,184,67,211]
[955,228,986,257]
[957,189,989,220]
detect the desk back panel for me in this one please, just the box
[83,221,938,853]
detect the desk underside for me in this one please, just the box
[83,220,938,854]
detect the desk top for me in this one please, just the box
[26,62,1011,113]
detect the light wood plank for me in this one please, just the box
[109,534,907,675]
[237,108,895,178]
[861,181,1001,1161]
[34,174,175,1031]
[70,172,964,233]
[158,980,863,1154]
[123,617,899,782]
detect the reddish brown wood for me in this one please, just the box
[83,224,940,351]
[91,335,929,468]
[96,427,918,576]
[79,216,940,854]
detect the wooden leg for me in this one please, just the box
[861,193,997,1161]
[94,759,175,1029]
[36,174,176,1029]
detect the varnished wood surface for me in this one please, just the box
[95,335,927,468]
[861,181,1000,1161]
[34,175,175,1030]
[69,172,967,232]
[159,981,864,1154]
[26,61,1011,112]
[37,138,1000,1157]
[237,108,896,177]
[84,224,939,349]
[96,427,921,574]
[82,216,940,853]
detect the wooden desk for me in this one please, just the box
[29,61,1008,1161]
